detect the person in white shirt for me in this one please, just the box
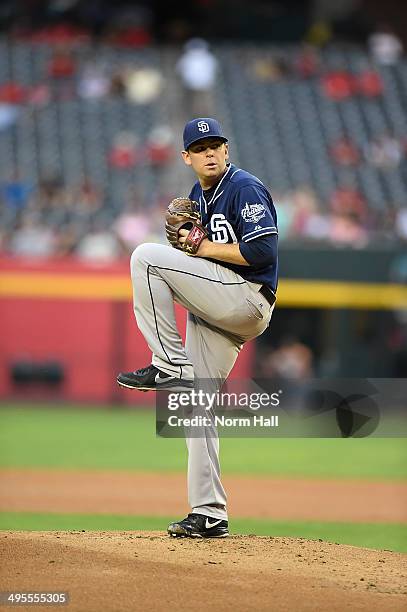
[368,25,403,65]
[176,38,218,116]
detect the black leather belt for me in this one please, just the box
[260,285,276,306]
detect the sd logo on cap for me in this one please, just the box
[183,117,228,150]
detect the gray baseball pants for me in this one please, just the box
[130,243,274,521]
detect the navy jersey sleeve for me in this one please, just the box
[234,184,278,242]
[239,233,278,268]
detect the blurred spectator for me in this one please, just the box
[321,70,355,100]
[251,56,290,82]
[107,4,153,48]
[0,226,8,253]
[368,25,403,65]
[395,209,407,241]
[330,184,367,221]
[9,213,57,257]
[0,104,19,130]
[289,187,314,236]
[26,84,51,107]
[289,186,329,240]
[144,202,167,244]
[110,68,126,96]
[261,337,314,380]
[329,137,360,166]
[303,211,330,241]
[108,132,139,169]
[124,66,163,104]
[31,24,89,46]
[271,191,294,240]
[0,82,26,104]
[77,62,110,99]
[374,208,397,241]
[305,21,332,47]
[76,217,122,262]
[114,195,152,252]
[111,27,152,48]
[34,176,69,215]
[47,46,76,79]
[47,45,76,99]
[329,212,368,247]
[145,125,175,168]
[2,172,33,213]
[177,38,218,116]
[356,67,383,98]
[364,134,403,169]
[53,220,83,256]
[295,45,320,79]
[70,179,103,217]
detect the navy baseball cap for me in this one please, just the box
[183,118,228,150]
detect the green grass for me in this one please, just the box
[1,405,406,479]
[0,512,405,553]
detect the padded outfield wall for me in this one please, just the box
[0,247,406,403]
[0,256,255,404]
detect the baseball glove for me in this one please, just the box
[165,197,208,256]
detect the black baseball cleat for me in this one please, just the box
[167,513,229,538]
[117,364,194,392]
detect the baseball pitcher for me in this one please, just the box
[118,118,278,538]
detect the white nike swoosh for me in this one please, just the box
[155,373,172,383]
[205,518,223,529]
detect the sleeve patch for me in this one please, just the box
[241,202,266,224]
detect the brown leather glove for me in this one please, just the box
[165,197,208,256]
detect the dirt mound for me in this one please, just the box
[1,531,406,611]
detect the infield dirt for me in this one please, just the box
[1,469,406,522]
[1,531,406,612]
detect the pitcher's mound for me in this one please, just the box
[1,531,406,611]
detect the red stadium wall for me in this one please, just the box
[0,257,254,404]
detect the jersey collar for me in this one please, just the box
[201,163,233,210]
